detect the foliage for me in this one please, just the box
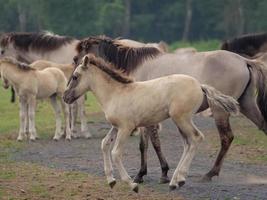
[1,0,267,42]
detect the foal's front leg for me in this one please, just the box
[101,127,117,187]
[111,128,138,192]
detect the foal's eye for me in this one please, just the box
[0,50,4,55]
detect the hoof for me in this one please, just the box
[132,185,139,193]
[109,180,116,189]
[29,138,36,142]
[169,185,177,191]
[133,176,144,184]
[53,137,59,141]
[65,137,71,141]
[17,138,23,142]
[178,181,185,187]
[159,176,170,184]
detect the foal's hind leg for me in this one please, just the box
[77,95,91,138]
[28,96,37,141]
[203,110,233,181]
[170,116,204,190]
[50,95,63,140]
[17,97,28,141]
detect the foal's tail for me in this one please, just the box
[201,85,239,115]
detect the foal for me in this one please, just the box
[30,60,91,138]
[0,57,71,141]
[64,55,239,192]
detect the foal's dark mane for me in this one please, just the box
[86,54,133,84]
[0,32,75,52]
[221,32,267,57]
[1,57,35,71]
[77,36,162,74]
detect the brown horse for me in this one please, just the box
[73,36,267,184]
[221,32,267,58]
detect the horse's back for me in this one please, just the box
[137,50,250,99]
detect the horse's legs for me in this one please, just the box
[50,95,63,140]
[101,127,117,187]
[170,117,204,190]
[134,128,149,183]
[59,98,72,140]
[77,95,91,138]
[203,110,233,181]
[149,124,170,183]
[111,128,138,192]
[17,97,27,141]
[28,96,37,141]
[134,125,170,184]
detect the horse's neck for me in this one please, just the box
[18,40,79,64]
[88,67,122,109]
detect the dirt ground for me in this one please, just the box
[11,114,267,200]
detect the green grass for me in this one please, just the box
[170,40,221,51]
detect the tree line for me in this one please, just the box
[0,0,266,43]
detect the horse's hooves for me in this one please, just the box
[132,185,139,193]
[169,185,177,191]
[178,181,185,187]
[159,176,170,184]
[133,176,144,183]
[17,139,23,142]
[53,138,59,141]
[29,138,36,142]
[109,180,116,189]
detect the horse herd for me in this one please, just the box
[0,32,267,192]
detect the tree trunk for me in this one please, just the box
[182,0,192,41]
[122,0,131,38]
[17,3,27,31]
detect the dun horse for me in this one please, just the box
[64,55,239,192]
[0,57,71,141]
[74,36,267,183]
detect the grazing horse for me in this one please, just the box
[0,57,71,141]
[64,54,239,192]
[0,32,90,137]
[73,36,267,183]
[221,32,267,58]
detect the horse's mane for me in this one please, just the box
[86,54,133,84]
[0,32,75,52]
[77,36,162,74]
[1,57,35,71]
[221,32,267,56]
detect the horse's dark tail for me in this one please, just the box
[245,59,267,122]
[11,87,16,103]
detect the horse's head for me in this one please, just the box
[73,35,110,66]
[64,55,93,104]
[0,34,17,60]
